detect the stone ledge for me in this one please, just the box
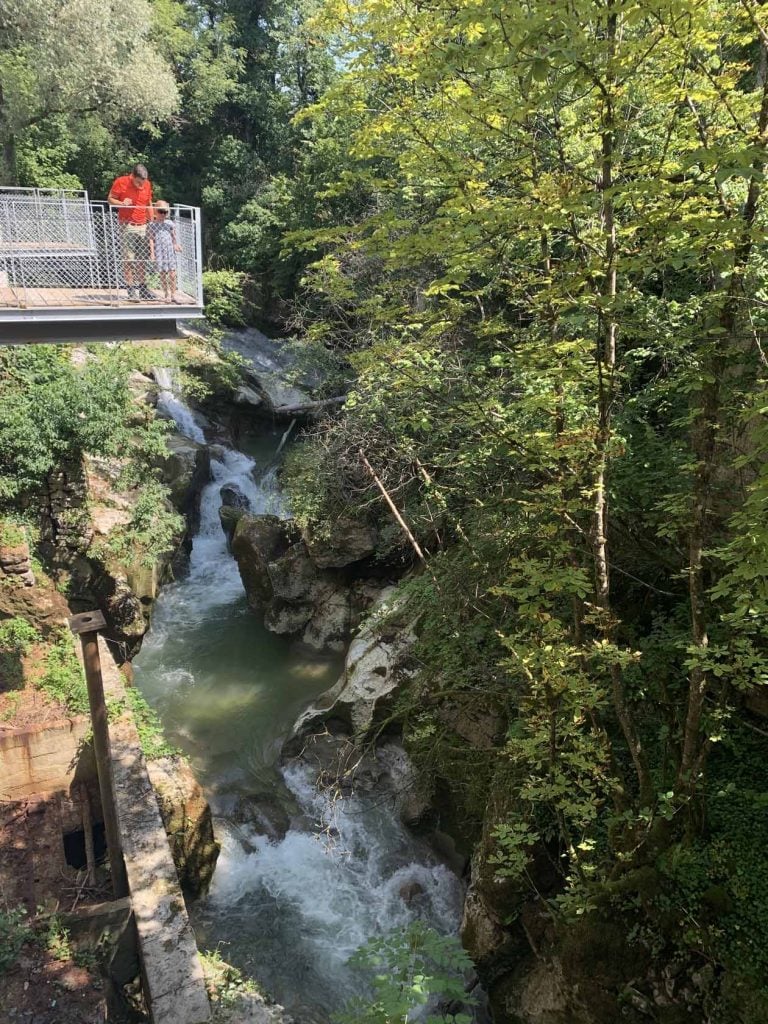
[97,646,211,1024]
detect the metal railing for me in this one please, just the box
[0,187,204,319]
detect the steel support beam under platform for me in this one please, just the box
[0,318,192,345]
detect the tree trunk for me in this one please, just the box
[679,39,768,788]
[594,4,653,806]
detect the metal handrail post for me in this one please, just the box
[195,206,204,307]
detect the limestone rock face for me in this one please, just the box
[220,327,313,416]
[303,518,376,569]
[155,432,211,511]
[231,514,295,609]
[264,600,313,636]
[147,755,220,900]
[301,582,351,652]
[292,591,413,735]
[231,508,384,652]
[267,543,318,602]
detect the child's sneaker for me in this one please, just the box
[127,287,140,302]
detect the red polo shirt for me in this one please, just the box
[109,175,153,225]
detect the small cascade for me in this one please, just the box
[153,366,206,444]
[197,761,464,1016]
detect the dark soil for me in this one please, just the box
[0,943,106,1024]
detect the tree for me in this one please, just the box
[0,0,178,181]
[279,0,768,1009]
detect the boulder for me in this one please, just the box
[231,515,296,609]
[265,600,314,635]
[220,484,250,510]
[267,543,318,602]
[147,756,220,899]
[231,794,291,843]
[90,569,148,655]
[219,505,247,550]
[292,591,413,735]
[302,583,351,652]
[303,518,376,569]
[233,383,265,410]
[155,432,211,510]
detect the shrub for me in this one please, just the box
[37,631,89,715]
[0,907,30,974]
[203,269,258,327]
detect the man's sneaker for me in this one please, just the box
[137,284,155,301]
[127,287,140,303]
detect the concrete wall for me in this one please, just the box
[0,717,93,801]
[98,645,211,1024]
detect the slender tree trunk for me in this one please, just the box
[0,85,18,185]
[679,40,768,787]
[594,4,653,806]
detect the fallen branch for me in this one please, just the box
[359,450,427,564]
[273,395,347,417]
[275,418,297,457]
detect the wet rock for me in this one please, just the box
[231,515,296,609]
[155,432,211,510]
[303,518,376,570]
[398,881,426,905]
[265,600,314,635]
[220,484,250,510]
[292,590,413,736]
[219,505,247,550]
[232,794,291,843]
[147,756,220,899]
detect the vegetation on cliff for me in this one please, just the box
[277,1,768,1019]
[3,0,768,1020]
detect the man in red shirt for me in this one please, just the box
[108,163,154,302]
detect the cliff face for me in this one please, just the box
[230,511,386,653]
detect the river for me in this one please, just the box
[133,377,464,1020]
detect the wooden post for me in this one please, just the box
[68,610,129,899]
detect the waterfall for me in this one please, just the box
[133,384,465,1022]
[153,366,206,444]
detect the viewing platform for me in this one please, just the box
[0,187,204,342]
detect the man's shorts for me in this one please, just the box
[120,224,149,262]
